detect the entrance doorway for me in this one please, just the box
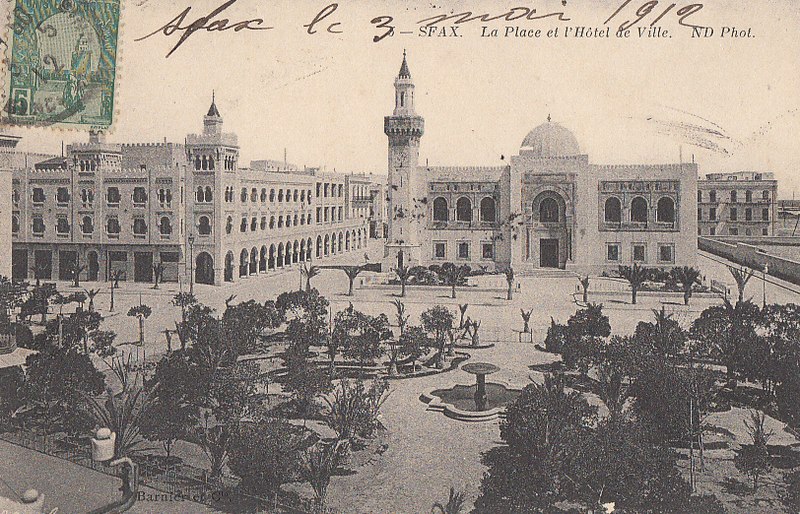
[134,252,153,283]
[195,252,215,285]
[87,251,99,281]
[539,239,559,268]
[12,249,27,281]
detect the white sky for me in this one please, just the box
[5,0,800,195]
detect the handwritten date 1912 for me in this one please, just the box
[135,0,273,58]
[605,0,705,31]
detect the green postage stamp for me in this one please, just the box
[4,0,120,129]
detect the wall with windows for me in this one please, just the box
[697,173,777,237]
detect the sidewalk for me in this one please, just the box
[0,439,221,513]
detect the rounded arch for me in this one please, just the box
[345,231,351,250]
[656,197,675,223]
[479,197,496,223]
[277,242,285,267]
[269,244,276,270]
[225,251,234,282]
[259,246,268,272]
[330,232,337,255]
[316,235,323,259]
[239,249,249,277]
[250,247,258,275]
[433,197,449,222]
[456,197,472,222]
[306,238,313,261]
[631,197,648,223]
[292,240,299,264]
[324,234,330,256]
[357,229,363,249]
[604,197,622,223]
[300,239,307,262]
[196,252,214,285]
[338,232,344,253]
[87,251,99,281]
[198,216,211,235]
[538,198,559,223]
[285,241,292,266]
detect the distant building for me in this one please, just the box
[11,97,382,285]
[0,135,22,279]
[383,53,698,274]
[697,172,777,237]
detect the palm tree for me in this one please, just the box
[503,266,515,300]
[431,486,468,514]
[341,265,363,296]
[440,263,471,299]
[127,304,152,346]
[301,263,321,292]
[395,265,413,298]
[729,266,755,304]
[84,288,100,312]
[618,264,650,305]
[579,276,590,303]
[671,266,702,305]
[109,270,124,312]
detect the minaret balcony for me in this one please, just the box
[384,116,425,136]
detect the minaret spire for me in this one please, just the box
[398,49,411,79]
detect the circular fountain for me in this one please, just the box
[421,362,521,422]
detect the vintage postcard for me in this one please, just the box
[0,1,799,513]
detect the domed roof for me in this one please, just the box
[520,119,580,157]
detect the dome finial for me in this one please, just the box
[207,91,221,117]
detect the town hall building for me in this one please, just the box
[383,53,698,275]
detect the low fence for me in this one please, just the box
[699,237,800,286]
[0,430,308,513]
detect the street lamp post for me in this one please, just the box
[188,234,195,295]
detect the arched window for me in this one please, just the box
[269,216,275,229]
[240,249,248,277]
[731,190,737,203]
[432,198,448,221]
[480,197,496,223]
[81,216,93,234]
[456,197,472,222]
[12,215,19,233]
[709,190,717,202]
[226,216,232,234]
[697,191,702,202]
[198,216,211,235]
[270,189,275,202]
[208,157,215,170]
[250,217,257,231]
[656,197,676,223]
[106,218,120,235]
[260,216,267,230]
[261,188,267,202]
[278,189,284,202]
[240,218,247,232]
[201,156,208,170]
[604,197,622,223]
[763,190,770,200]
[196,187,204,203]
[631,197,648,223]
[539,198,559,223]
[195,156,201,170]
[133,219,147,235]
[240,188,247,202]
[250,188,257,202]
[205,186,213,202]
[745,190,752,202]
[160,217,172,235]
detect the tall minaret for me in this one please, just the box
[383,51,425,270]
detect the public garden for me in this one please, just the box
[0,242,799,513]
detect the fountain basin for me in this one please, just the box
[420,381,522,422]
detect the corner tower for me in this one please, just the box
[383,52,425,270]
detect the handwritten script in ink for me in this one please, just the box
[136,0,710,57]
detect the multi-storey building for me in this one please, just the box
[368,176,387,238]
[697,172,777,237]
[11,98,378,285]
[0,136,22,279]
[383,53,698,274]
